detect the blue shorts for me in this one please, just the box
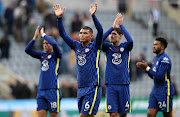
[148,93,173,112]
[106,84,131,114]
[77,86,102,115]
[37,88,62,113]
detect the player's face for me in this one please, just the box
[43,40,53,53]
[109,30,121,43]
[153,41,162,54]
[79,29,93,43]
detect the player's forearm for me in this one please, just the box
[103,27,113,41]
[57,17,75,48]
[92,15,103,34]
[43,35,62,58]
[146,67,167,79]
[44,35,57,46]
[120,25,133,43]
[92,15,103,47]
[25,40,35,53]
[57,17,67,38]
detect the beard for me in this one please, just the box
[153,47,161,55]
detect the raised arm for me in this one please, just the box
[53,4,76,50]
[89,3,103,48]
[115,13,133,50]
[40,28,62,58]
[103,13,119,41]
[25,26,44,59]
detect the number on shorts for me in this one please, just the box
[158,101,166,108]
[125,101,130,108]
[50,102,57,109]
[85,101,90,110]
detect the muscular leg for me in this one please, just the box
[37,109,48,117]
[80,113,95,117]
[163,111,173,117]
[147,108,158,117]
[49,112,59,117]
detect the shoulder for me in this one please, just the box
[160,54,171,64]
[39,51,46,56]
[73,41,81,49]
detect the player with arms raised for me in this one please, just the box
[25,26,62,117]
[53,3,103,117]
[102,13,133,117]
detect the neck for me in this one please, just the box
[46,50,53,54]
[112,41,121,47]
[82,41,91,48]
[157,50,164,56]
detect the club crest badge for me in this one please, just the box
[108,105,112,110]
[85,48,90,52]
[48,55,52,59]
[120,47,124,52]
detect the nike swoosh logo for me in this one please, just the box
[84,109,88,111]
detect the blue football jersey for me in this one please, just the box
[102,25,133,85]
[25,35,62,90]
[73,41,101,87]
[57,15,103,88]
[38,52,61,89]
[148,52,175,96]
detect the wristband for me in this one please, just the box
[42,33,46,37]
[146,66,150,71]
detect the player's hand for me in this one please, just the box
[136,60,148,70]
[116,13,123,25]
[89,2,97,16]
[113,14,119,29]
[33,25,40,41]
[53,4,65,18]
[40,27,44,37]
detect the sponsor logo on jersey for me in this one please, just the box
[42,60,49,71]
[162,57,169,63]
[78,53,86,66]
[112,53,122,65]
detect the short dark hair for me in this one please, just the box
[155,37,168,49]
[81,26,93,34]
[113,27,123,35]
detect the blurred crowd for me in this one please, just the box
[0,0,179,99]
